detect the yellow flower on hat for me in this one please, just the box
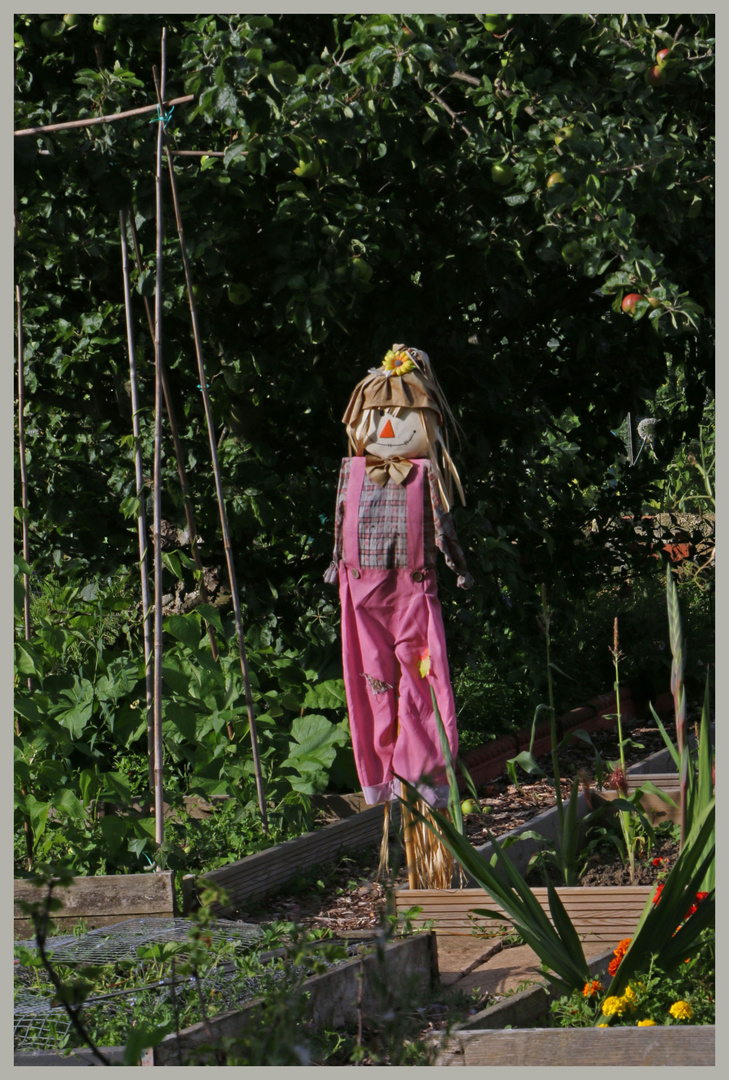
[382,349,416,376]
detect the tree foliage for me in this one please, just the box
[15,13,714,747]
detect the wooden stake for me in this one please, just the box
[120,210,155,794]
[402,803,418,889]
[126,211,223,678]
[15,284,34,869]
[14,94,195,137]
[15,287,32,673]
[151,30,168,851]
[153,70,269,831]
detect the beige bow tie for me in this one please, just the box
[364,455,414,486]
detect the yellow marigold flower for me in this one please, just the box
[669,1000,694,1021]
[637,1019,657,1026]
[382,350,416,376]
[602,996,627,1017]
[623,985,638,1007]
[597,1023,609,1027]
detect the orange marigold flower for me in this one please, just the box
[583,979,604,998]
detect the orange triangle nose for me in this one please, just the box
[380,419,395,439]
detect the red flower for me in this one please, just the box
[652,883,664,905]
[652,857,663,867]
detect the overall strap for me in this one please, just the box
[405,459,426,572]
[342,456,366,569]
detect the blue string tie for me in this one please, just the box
[149,104,175,129]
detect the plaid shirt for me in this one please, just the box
[324,457,473,586]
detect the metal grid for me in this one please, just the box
[15,916,264,965]
[14,917,361,1055]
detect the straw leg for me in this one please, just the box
[402,803,418,889]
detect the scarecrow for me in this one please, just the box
[324,345,473,886]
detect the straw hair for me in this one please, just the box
[342,346,465,511]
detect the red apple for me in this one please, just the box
[656,48,671,65]
[621,293,643,314]
[644,64,666,87]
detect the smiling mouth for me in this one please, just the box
[367,429,417,449]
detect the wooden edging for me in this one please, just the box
[195,802,401,916]
[154,930,436,1065]
[436,1025,715,1066]
[14,871,176,939]
[395,885,654,943]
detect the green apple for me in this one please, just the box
[93,14,115,34]
[40,19,65,38]
[482,14,507,33]
[491,162,514,186]
[63,14,82,27]
[461,799,478,815]
[554,124,583,145]
[227,283,251,305]
[352,257,373,283]
[561,240,584,263]
[547,171,565,187]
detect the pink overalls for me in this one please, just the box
[338,457,458,807]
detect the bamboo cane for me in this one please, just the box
[151,31,168,850]
[120,210,155,794]
[14,94,195,137]
[16,285,34,869]
[16,287,32,672]
[126,209,224,684]
[152,70,269,831]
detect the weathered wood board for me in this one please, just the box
[154,930,435,1065]
[599,786,680,824]
[395,885,653,943]
[197,801,400,915]
[14,871,176,938]
[436,1024,715,1066]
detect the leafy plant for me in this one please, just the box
[650,569,714,887]
[548,926,714,1028]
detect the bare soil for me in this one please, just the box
[232,707,689,934]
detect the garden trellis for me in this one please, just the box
[14,28,268,848]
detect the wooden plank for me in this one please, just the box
[437,1025,715,1066]
[395,886,653,942]
[599,788,680,823]
[14,872,175,938]
[199,803,400,913]
[154,931,435,1065]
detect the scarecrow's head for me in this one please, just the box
[341,345,465,509]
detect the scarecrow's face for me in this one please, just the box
[364,407,433,459]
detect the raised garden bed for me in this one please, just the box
[14,871,176,939]
[435,1025,715,1066]
[14,926,436,1067]
[433,944,714,1066]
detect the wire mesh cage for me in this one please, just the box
[14,916,361,1056]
